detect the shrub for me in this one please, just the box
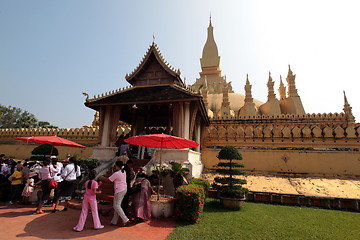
[175,184,206,223]
[213,146,248,199]
[78,158,101,170]
[189,178,210,196]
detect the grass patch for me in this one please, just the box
[167,198,360,240]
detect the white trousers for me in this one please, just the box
[111,189,129,225]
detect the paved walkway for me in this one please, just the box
[0,203,176,240]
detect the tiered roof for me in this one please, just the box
[125,42,183,86]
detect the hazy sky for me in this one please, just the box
[1,1,359,128]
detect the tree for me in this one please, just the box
[31,144,58,156]
[0,105,57,128]
[213,146,248,199]
[38,121,58,129]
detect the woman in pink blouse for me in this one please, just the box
[35,159,58,214]
[73,170,103,232]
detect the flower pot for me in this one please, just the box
[220,196,245,210]
[150,195,174,218]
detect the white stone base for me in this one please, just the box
[91,146,118,161]
[145,149,204,178]
[142,149,203,196]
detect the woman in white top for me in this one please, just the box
[35,159,58,214]
[99,161,130,226]
[58,157,81,211]
[51,157,64,213]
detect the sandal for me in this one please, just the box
[121,220,130,226]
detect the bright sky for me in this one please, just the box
[1,1,359,128]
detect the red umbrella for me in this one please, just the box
[16,136,86,155]
[124,134,198,149]
[125,134,198,200]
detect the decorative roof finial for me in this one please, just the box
[209,12,212,27]
[278,75,286,100]
[343,90,349,104]
[82,92,89,101]
[152,34,155,44]
[267,72,275,100]
[343,90,355,123]
[286,64,298,97]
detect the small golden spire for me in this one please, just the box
[343,90,355,123]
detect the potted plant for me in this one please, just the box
[169,161,189,193]
[213,146,248,210]
[150,163,174,218]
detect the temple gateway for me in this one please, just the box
[83,19,359,177]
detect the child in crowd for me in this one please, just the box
[21,177,35,204]
[73,170,103,232]
[8,164,23,204]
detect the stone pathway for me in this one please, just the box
[0,203,175,240]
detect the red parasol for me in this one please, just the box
[125,133,198,200]
[16,136,86,155]
[124,133,198,149]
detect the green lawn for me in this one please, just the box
[167,198,360,240]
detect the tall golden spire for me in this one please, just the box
[244,74,253,103]
[278,75,286,100]
[200,16,221,77]
[286,65,299,97]
[267,72,276,100]
[239,74,257,117]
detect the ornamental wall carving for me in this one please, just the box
[202,114,360,150]
[0,113,359,149]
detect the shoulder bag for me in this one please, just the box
[48,166,58,189]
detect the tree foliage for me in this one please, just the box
[213,146,248,198]
[0,105,57,129]
[38,121,58,128]
[31,144,59,156]
[31,144,58,156]
[218,146,242,160]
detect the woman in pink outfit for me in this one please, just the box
[133,173,153,221]
[73,170,103,232]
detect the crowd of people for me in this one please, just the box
[0,153,81,214]
[1,153,160,232]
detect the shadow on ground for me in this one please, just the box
[0,203,176,240]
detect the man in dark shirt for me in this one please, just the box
[121,160,134,216]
